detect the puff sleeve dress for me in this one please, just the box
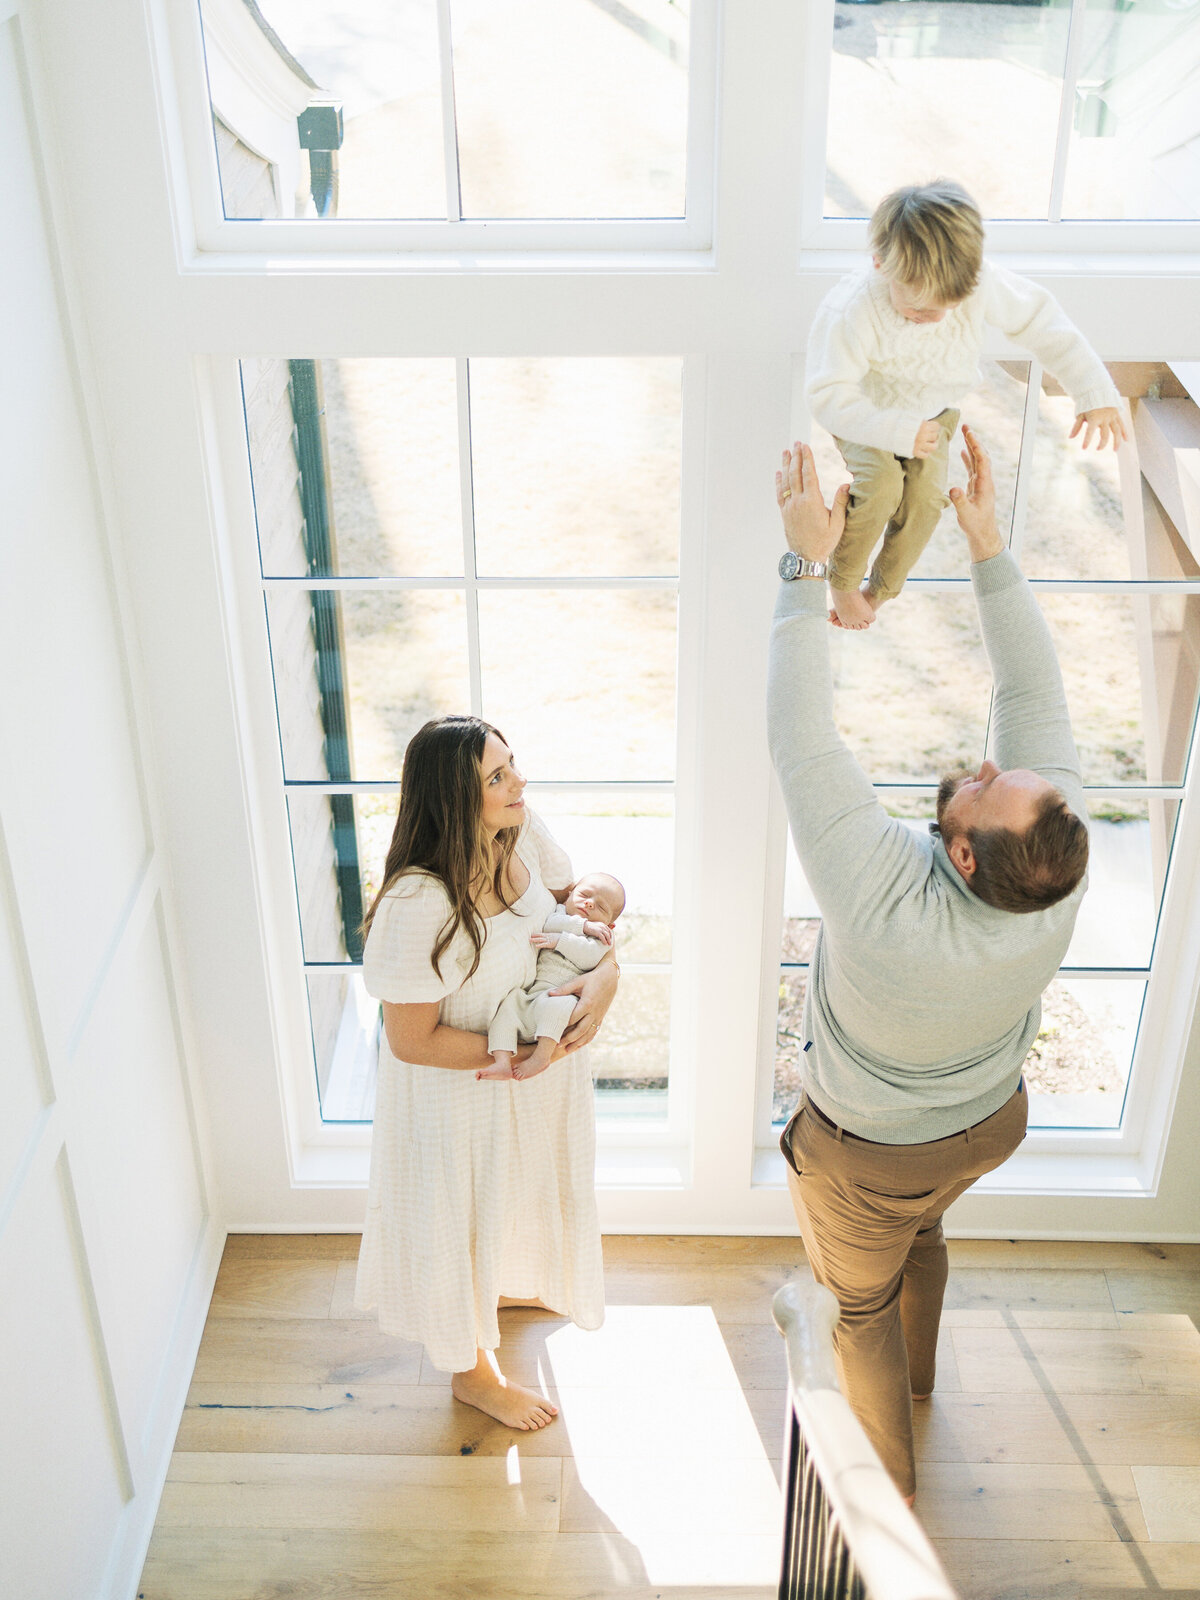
[354,809,605,1372]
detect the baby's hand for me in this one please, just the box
[1070,407,1127,452]
[583,920,614,945]
[912,419,940,459]
[530,932,557,950]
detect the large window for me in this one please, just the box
[244,356,681,1122]
[769,362,1200,1142]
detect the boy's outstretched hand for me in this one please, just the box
[1070,407,1127,451]
[948,425,1006,563]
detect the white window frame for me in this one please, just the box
[160,0,720,259]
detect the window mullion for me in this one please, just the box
[1048,0,1090,223]
[436,0,463,223]
[457,356,482,715]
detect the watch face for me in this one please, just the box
[778,550,800,580]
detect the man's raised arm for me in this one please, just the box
[950,428,1086,822]
[768,446,922,930]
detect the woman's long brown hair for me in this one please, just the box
[360,716,521,983]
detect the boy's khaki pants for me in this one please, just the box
[830,408,960,600]
[781,1081,1027,1498]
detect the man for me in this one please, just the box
[768,427,1089,1503]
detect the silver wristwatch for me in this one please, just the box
[779,550,829,581]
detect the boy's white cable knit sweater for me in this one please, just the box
[806,261,1120,459]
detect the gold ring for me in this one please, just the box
[781,489,792,501]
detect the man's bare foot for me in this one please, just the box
[903,1491,916,1508]
[451,1353,558,1430]
[830,586,876,629]
[912,1392,931,1402]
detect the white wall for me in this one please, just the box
[0,10,220,1598]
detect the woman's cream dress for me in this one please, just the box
[354,810,605,1371]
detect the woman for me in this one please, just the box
[354,715,618,1430]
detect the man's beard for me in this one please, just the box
[935,771,972,835]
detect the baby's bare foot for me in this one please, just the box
[830,587,876,629]
[512,1042,556,1081]
[451,1360,558,1431]
[476,1054,515,1081]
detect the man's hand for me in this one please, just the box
[776,443,851,565]
[1069,407,1127,452]
[948,425,1006,563]
[582,920,614,945]
[911,418,940,459]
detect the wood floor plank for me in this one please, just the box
[914,1389,1200,1467]
[1130,1466,1200,1542]
[601,1235,808,1267]
[941,1267,1115,1314]
[601,1263,798,1322]
[207,1259,338,1321]
[328,1259,372,1320]
[220,1234,361,1262]
[935,1538,1200,1600]
[138,1527,777,1600]
[157,1451,562,1532]
[191,1318,422,1386]
[952,1323,1200,1395]
[1057,1392,1200,1466]
[915,1462,1148,1543]
[945,1240,1200,1272]
[1105,1268,1200,1322]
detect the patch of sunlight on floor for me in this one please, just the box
[541,1306,782,1589]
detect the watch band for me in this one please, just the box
[779,550,829,581]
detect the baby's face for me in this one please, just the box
[566,876,622,927]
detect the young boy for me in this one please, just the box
[806,179,1126,630]
[476,872,625,1082]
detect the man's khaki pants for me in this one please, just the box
[781,1083,1027,1498]
[830,408,959,600]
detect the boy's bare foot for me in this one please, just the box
[830,586,876,630]
[451,1354,558,1431]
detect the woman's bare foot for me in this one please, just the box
[497,1295,552,1310]
[830,586,876,629]
[451,1351,558,1431]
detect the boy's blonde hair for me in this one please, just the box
[869,180,984,307]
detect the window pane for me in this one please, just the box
[590,970,671,1109]
[1066,800,1180,969]
[833,594,991,782]
[452,0,689,218]
[524,789,674,964]
[1025,977,1144,1130]
[306,970,379,1122]
[469,359,681,577]
[1042,593,1200,785]
[1062,1,1200,220]
[775,968,807,1127]
[266,589,470,781]
[1020,382,1128,579]
[478,590,676,781]
[808,360,1028,583]
[202,0,446,219]
[247,358,463,577]
[826,1,1071,220]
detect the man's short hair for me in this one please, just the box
[967,793,1089,914]
[869,180,984,307]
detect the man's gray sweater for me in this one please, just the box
[767,550,1087,1143]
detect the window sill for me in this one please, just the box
[751,1134,1156,1200]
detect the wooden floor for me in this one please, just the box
[137,1236,1200,1600]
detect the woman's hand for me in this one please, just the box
[551,959,619,1051]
